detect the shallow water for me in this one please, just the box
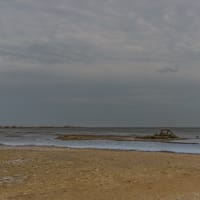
[0,127,200,154]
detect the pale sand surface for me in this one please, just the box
[0,147,200,200]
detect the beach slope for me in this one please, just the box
[0,147,200,200]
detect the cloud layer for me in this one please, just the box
[1,0,200,126]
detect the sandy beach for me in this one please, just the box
[0,147,200,200]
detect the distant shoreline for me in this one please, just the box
[1,126,200,129]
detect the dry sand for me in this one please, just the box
[0,147,200,200]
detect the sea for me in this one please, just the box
[0,127,200,154]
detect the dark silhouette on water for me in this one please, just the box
[136,129,179,140]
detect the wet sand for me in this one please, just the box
[0,147,200,200]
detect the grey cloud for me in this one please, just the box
[0,40,108,64]
[157,67,179,74]
[1,0,200,67]
[1,0,200,125]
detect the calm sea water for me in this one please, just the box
[0,127,200,154]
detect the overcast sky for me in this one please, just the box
[1,0,200,126]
